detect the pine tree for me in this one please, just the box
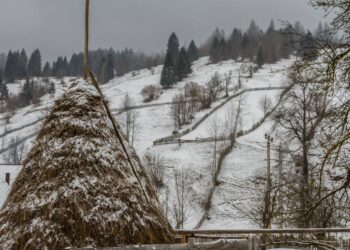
[187,40,199,63]
[256,47,264,68]
[160,33,180,88]
[241,33,251,59]
[28,49,42,77]
[229,28,243,61]
[52,56,69,78]
[18,49,28,78]
[100,53,114,84]
[69,53,84,76]
[20,78,34,106]
[62,56,69,76]
[177,48,191,81]
[0,72,9,100]
[160,52,176,89]
[301,31,318,61]
[210,36,221,63]
[42,62,52,77]
[219,38,227,60]
[167,32,180,66]
[244,20,262,59]
[4,50,16,83]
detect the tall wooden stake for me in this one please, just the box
[262,134,273,250]
[278,143,284,229]
[83,0,90,80]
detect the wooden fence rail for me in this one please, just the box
[176,228,350,249]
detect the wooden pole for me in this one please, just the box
[262,134,273,250]
[278,143,283,229]
[263,134,273,229]
[83,0,90,80]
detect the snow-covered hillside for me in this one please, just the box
[0,56,295,229]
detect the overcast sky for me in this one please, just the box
[0,0,327,62]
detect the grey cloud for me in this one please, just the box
[0,0,326,62]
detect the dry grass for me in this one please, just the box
[0,80,173,249]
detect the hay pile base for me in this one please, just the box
[0,80,173,249]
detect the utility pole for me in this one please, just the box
[83,0,90,80]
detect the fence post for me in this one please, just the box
[5,173,10,185]
[181,234,189,244]
[248,235,260,250]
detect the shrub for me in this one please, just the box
[141,84,162,103]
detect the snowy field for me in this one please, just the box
[0,56,294,230]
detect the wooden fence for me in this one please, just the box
[153,86,286,146]
[176,228,350,249]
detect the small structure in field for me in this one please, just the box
[0,80,173,249]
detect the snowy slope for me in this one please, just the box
[0,56,295,228]
[200,121,276,229]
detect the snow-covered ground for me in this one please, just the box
[200,121,276,229]
[0,56,295,228]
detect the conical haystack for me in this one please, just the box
[0,80,173,249]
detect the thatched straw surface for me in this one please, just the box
[0,80,173,249]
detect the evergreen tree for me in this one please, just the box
[268,19,275,32]
[18,49,28,78]
[100,53,115,84]
[260,19,281,64]
[241,33,251,59]
[244,20,262,59]
[256,47,264,68]
[177,47,192,81]
[210,36,221,63]
[28,49,42,77]
[301,31,318,61]
[160,52,176,89]
[229,28,243,61]
[314,22,324,40]
[69,53,84,76]
[62,56,69,76]
[167,32,180,65]
[20,78,34,106]
[280,24,297,58]
[0,72,9,100]
[187,40,199,63]
[42,62,52,77]
[4,51,15,82]
[219,38,227,60]
[53,56,69,78]
[160,33,181,88]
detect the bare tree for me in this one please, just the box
[224,96,245,142]
[171,91,194,130]
[184,82,201,116]
[120,94,138,146]
[172,170,191,229]
[207,118,224,181]
[198,85,212,109]
[4,112,11,125]
[143,152,166,195]
[4,137,26,165]
[206,72,223,102]
[275,69,330,227]
[224,70,233,97]
[259,95,273,115]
